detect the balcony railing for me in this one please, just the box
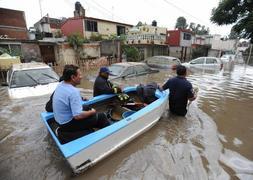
[126,34,166,45]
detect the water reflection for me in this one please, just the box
[0,65,253,179]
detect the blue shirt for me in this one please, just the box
[162,76,194,115]
[53,82,82,125]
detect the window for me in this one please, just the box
[121,67,134,77]
[206,58,217,64]
[190,58,205,64]
[183,33,191,40]
[10,68,59,88]
[85,20,98,32]
[135,65,147,74]
[117,26,126,36]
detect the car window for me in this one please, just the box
[206,58,217,64]
[147,57,159,64]
[121,67,134,77]
[135,65,147,74]
[141,64,150,71]
[108,65,125,76]
[10,68,59,88]
[190,58,205,64]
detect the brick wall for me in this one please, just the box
[0,8,28,39]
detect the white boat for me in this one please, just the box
[5,62,59,99]
[40,87,168,174]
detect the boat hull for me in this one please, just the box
[40,87,168,174]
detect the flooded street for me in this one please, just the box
[1,65,253,180]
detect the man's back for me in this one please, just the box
[53,82,82,124]
[163,76,194,116]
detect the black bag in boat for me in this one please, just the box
[136,82,159,104]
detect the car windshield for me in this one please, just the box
[108,65,125,76]
[10,68,59,88]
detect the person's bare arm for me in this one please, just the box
[74,108,96,120]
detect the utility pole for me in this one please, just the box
[39,0,43,18]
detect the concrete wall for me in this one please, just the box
[55,42,100,65]
[61,17,84,37]
[169,46,191,61]
[21,43,42,62]
[85,20,132,39]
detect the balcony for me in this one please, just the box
[126,34,166,45]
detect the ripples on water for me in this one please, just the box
[0,65,253,180]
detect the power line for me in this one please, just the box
[162,0,209,25]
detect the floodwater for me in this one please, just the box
[1,65,253,180]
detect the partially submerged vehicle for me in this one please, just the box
[6,62,59,99]
[107,62,159,80]
[145,56,181,69]
[183,57,223,70]
[40,87,168,174]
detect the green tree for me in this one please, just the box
[229,27,240,40]
[175,17,188,29]
[68,33,85,64]
[211,0,253,42]
[90,33,103,41]
[136,21,143,27]
[122,45,140,62]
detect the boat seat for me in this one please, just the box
[48,118,94,144]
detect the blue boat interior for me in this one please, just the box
[46,89,156,144]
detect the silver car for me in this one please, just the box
[183,57,223,70]
[145,56,181,69]
[108,62,159,80]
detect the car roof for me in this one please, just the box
[12,62,50,71]
[111,62,147,67]
[148,56,179,60]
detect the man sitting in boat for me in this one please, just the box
[93,67,129,102]
[93,67,122,96]
[53,65,111,133]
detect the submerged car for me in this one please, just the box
[145,56,181,69]
[6,62,59,99]
[108,62,159,80]
[183,57,223,70]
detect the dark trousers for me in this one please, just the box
[59,112,110,132]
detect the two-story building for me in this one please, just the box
[126,21,169,60]
[34,16,65,38]
[166,29,193,61]
[61,2,132,40]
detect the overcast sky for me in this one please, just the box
[0,0,233,36]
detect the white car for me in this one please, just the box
[183,57,223,70]
[6,62,59,99]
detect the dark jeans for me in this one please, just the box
[59,112,110,132]
[170,107,187,116]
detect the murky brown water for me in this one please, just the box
[1,65,253,180]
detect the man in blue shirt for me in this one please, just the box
[53,65,110,132]
[162,65,196,116]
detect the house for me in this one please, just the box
[0,8,28,40]
[61,2,132,39]
[125,21,169,60]
[166,29,193,61]
[204,34,236,57]
[34,16,66,38]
